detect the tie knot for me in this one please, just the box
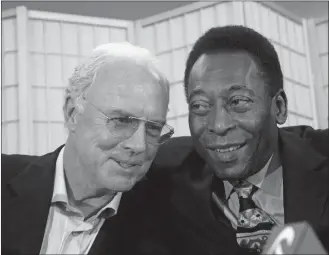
[233,181,258,199]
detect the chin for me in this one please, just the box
[105,176,140,192]
[212,164,249,181]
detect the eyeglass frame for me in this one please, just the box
[79,94,174,145]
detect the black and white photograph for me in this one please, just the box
[1,1,328,254]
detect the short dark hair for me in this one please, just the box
[184,25,283,99]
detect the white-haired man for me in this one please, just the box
[2,42,174,255]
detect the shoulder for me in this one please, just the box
[281,125,328,157]
[1,145,64,184]
[1,153,40,183]
[152,136,194,170]
[282,125,328,138]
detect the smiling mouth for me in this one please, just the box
[209,143,246,153]
[115,161,138,169]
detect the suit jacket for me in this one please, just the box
[1,145,171,255]
[150,126,329,255]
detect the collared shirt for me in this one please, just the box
[40,147,122,254]
[221,155,284,229]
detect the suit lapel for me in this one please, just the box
[88,214,122,255]
[279,129,328,228]
[6,146,151,255]
[89,179,148,255]
[7,146,63,255]
[170,150,236,253]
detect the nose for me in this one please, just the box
[207,105,236,136]
[121,121,147,154]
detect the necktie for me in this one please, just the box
[234,181,276,253]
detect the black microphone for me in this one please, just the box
[262,221,327,254]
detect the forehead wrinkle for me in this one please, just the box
[189,52,267,95]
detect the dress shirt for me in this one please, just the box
[40,147,122,254]
[222,155,284,229]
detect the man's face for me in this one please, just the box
[188,51,281,180]
[72,60,168,192]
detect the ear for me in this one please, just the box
[273,89,288,125]
[64,96,84,132]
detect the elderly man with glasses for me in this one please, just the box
[2,42,174,255]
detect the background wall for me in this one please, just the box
[315,18,329,129]
[136,1,328,137]
[1,1,328,155]
[2,1,328,20]
[2,7,134,154]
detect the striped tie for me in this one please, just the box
[234,181,276,253]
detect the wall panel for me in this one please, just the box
[48,123,67,152]
[155,21,170,53]
[284,81,297,112]
[79,25,94,56]
[170,16,185,49]
[172,48,187,83]
[1,7,134,155]
[170,83,188,116]
[32,87,47,121]
[29,20,44,52]
[315,18,328,128]
[176,115,190,137]
[2,19,17,51]
[260,5,271,39]
[137,1,236,137]
[2,87,19,122]
[3,52,18,86]
[200,6,216,34]
[44,21,61,54]
[321,55,329,86]
[62,23,79,55]
[2,16,19,154]
[33,122,48,155]
[141,25,156,53]
[46,55,62,87]
[294,85,313,117]
[157,53,172,82]
[94,26,111,46]
[268,10,280,43]
[184,11,201,45]
[2,122,19,154]
[110,27,127,42]
[48,89,65,121]
[28,14,133,154]
[30,53,45,86]
[137,1,319,135]
[245,2,262,34]
[62,56,79,84]
[2,4,327,154]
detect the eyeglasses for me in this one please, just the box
[83,97,174,145]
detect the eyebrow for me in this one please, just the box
[228,84,246,92]
[109,109,166,125]
[227,85,256,96]
[188,87,207,101]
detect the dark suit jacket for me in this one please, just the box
[150,126,329,255]
[1,145,170,255]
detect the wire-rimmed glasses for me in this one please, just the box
[84,97,174,145]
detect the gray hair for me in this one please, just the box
[64,42,170,117]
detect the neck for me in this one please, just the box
[256,130,281,177]
[63,138,117,218]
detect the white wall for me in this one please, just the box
[137,1,321,137]
[315,18,328,128]
[2,2,328,155]
[2,17,19,154]
[2,7,134,154]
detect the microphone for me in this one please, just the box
[262,221,327,254]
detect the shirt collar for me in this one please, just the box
[52,146,122,218]
[223,154,282,198]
